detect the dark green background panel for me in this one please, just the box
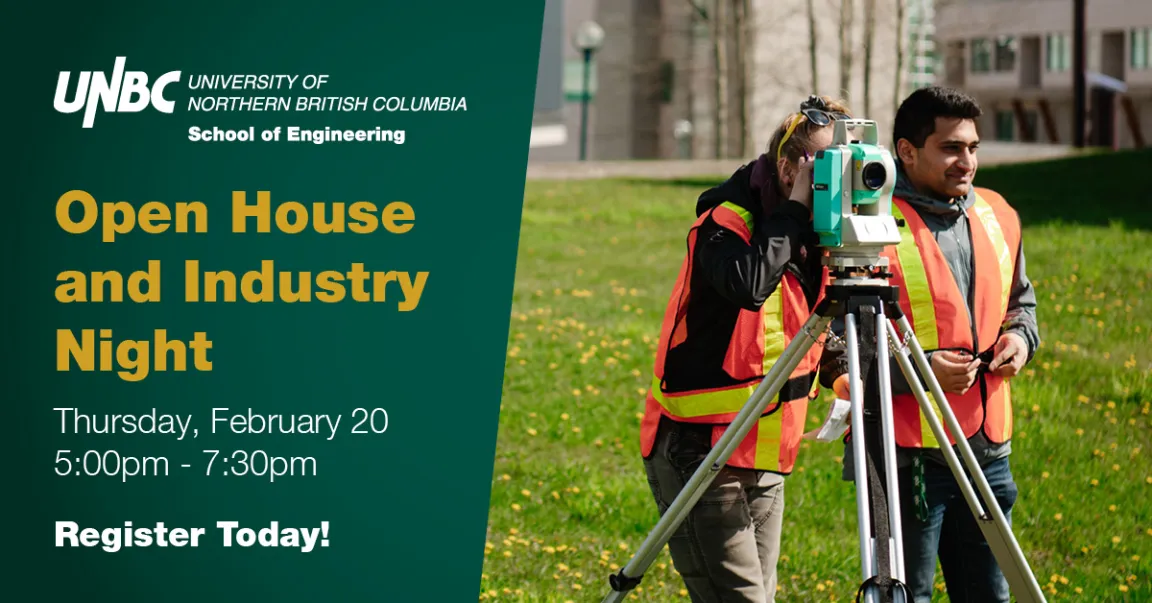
[1,2,542,600]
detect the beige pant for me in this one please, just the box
[643,416,786,603]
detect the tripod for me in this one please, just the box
[603,272,1048,603]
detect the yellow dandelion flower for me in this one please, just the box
[1110,505,1117,512]
[1092,479,1100,486]
[1075,587,1083,594]
[1113,536,1122,544]
[527,428,537,436]
[511,503,521,511]
[1032,404,1040,412]
[1120,585,1129,593]
[503,550,512,557]
[1113,464,1121,471]
[1042,472,1050,479]
[680,589,688,596]
[521,489,531,497]
[1054,513,1063,521]
[572,426,581,433]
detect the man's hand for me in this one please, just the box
[988,332,1028,378]
[931,351,982,394]
[832,374,850,399]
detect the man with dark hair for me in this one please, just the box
[819,85,1040,603]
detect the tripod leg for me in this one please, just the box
[844,312,879,603]
[873,308,906,590]
[883,317,1048,603]
[602,313,833,603]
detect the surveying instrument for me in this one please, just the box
[603,120,1047,603]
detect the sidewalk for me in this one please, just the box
[525,142,1080,180]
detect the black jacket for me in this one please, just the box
[661,158,825,397]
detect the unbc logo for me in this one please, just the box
[54,57,181,128]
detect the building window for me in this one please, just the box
[994,36,1017,72]
[971,38,992,73]
[1133,27,1151,70]
[1046,33,1070,72]
[995,110,1015,141]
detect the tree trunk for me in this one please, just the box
[735,0,752,157]
[712,0,728,158]
[839,0,854,102]
[894,0,906,115]
[863,0,876,116]
[807,0,818,94]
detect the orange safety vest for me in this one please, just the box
[883,187,1021,448]
[639,201,827,474]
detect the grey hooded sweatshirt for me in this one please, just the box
[820,162,1041,479]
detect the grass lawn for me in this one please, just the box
[479,148,1152,602]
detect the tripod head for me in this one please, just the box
[812,119,903,288]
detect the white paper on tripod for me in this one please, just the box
[802,397,852,442]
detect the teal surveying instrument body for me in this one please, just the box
[603,119,1048,603]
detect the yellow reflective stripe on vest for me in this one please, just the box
[754,412,783,469]
[650,374,769,419]
[719,201,754,234]
[761,288,786,376]
[971,193,1014,318]
[891,202,942,449]
[891,202,939,350]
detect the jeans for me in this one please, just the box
[899,455,1018,603]
[643,417,786,603]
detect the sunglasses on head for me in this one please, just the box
[777,96,851,159]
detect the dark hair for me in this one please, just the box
[892,86,982,148]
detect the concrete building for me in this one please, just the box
[935,0,1152,149]
[528,0,940,163]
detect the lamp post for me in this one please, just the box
[1073,0,1086,147]
[573,20,604,161]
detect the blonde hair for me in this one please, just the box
[766,96,852,164]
